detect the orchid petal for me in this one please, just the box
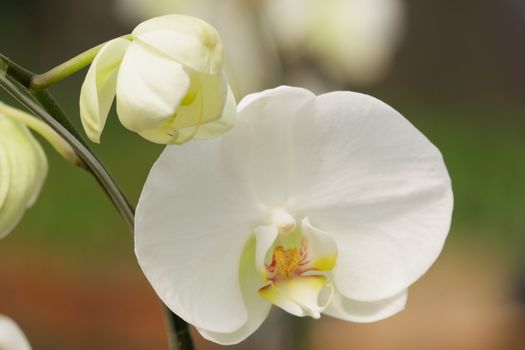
[198,237,271,345]
[287,90,452,301]
[236,86,315,207]
[0,137,11,212]
[0,117,46,239]
[0,315,32,350]
[135,127,265,333]
[171,71,227,129]
[137,76,232,145]
[79,38,130,143]
[23,128,47,207]
[258,275,331,318]
[116,41,190,133]
[254,225,278,280]
[133,15,223,74]
[324,289,408,323]
[192,85,237,140]
[301,218,337,271]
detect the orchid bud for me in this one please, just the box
[80,14,236,144]
[0,102,82,238]
[0,112,47,238]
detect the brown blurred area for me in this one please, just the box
[1,0,525,349]
[1,240,524,349]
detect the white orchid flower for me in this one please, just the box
[265,0,405,85]
[135,86,453,344]
[0,315,32,350]
[80,14,236,144]
[0,113,47,239]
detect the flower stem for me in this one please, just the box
[29,34,133,90]
[164,304,195,350]
[0,56,194,350]
[30,43,104,90]
[0,53,88,144]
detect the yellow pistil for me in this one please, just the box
[257,216,338,317]
[272,246,301,280]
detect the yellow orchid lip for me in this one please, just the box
[258,275,334,319]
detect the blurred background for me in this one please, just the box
[1,0,525,349]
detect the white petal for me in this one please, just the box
[301,218,337,271]
[79,38,130,143]
[236,86,315,208]
[22,127,47,207]
[116,41,190,133]
[254,225,278,280]
[0,135,11,211]
[197,237,271,345]
[137,77,231,145]
[192,85,237,141]
[0,315,32,350]
[133,14,223,74]
[172,71,226,129]
[135,125,266,333]
[324,289,407,323]
[135,125,180,145]
[287,90,452,301]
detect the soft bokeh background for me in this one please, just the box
[1,0,525,349]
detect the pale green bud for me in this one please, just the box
[0,102,80,238]
[79,15,237,145]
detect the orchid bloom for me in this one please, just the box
[0,113,47,239]
[80,14,236,145]
[265,0,405,85]
[135,86,453,344]
[0,315,32,350]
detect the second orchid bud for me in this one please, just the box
[80,14,236,144]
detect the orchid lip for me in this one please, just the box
[254,212,338,318]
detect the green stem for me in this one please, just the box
[0,53,87,144]
[164,305,195,350]
[31,43,103,90]
[30,34,133,90]
[30,89,89,146]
